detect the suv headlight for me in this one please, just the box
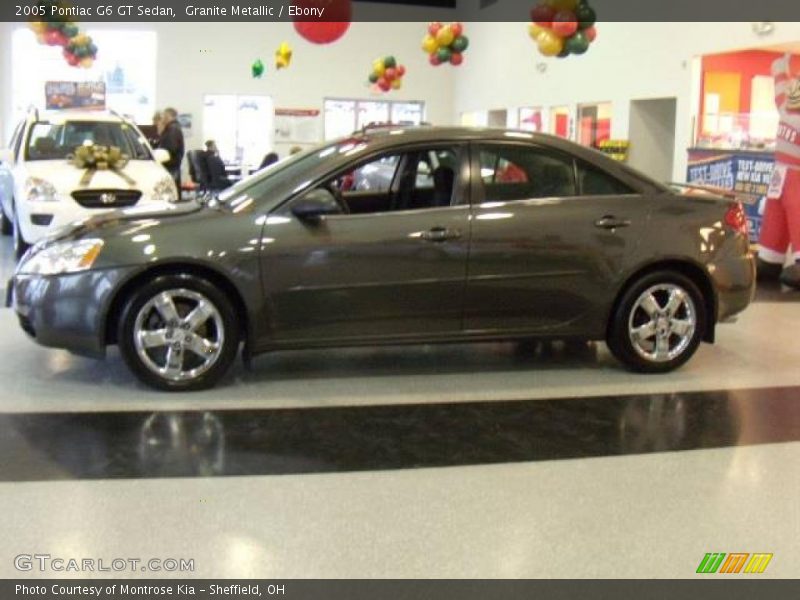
[17,239,104,276]
[25,177,58,202]
[153,176,178,203]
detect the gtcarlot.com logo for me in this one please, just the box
[696,552,773,574]
[14,554,195,573]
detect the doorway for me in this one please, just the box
[628,98,677,183]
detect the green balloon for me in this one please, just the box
[565,32,589,55]
[63,23,79,38]
[557,47,571,59]
[451,36,469,53]
[575,4,596,29]
[368,72,379,83]
[383,56,397,69]
[436,46,452,62]
[251,58,265,78]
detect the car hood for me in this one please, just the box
[23,159,170,192]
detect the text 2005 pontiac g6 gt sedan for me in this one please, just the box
[9,127,755,391]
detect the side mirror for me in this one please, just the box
[291,188,343,223]
[153,148,170,164]
[0,148,13,164]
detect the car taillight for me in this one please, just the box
[724,202,748,236]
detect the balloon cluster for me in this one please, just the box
[529,0,597,58]
[421,22,469,67]
[28,1,98,68]
[368,56,407,93]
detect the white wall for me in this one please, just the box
[452,21,800,180]
[0,20,456,155]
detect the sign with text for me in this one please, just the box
[45,81,106,111]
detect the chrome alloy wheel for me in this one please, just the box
[133,289,225,382]
[627,284,696,363]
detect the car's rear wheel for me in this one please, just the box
[607,271,706,373]
[118,275,240,391]
[13,209,30,260]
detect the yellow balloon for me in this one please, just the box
[537,29,564,57]
[391,78,402,90]
[72,33,90,46]
[436,25,454,47]
[35,32,46,45]
[29,21,47,34]
[528,23,546,40]
[372,59,385,76]
[422,34,438,54]
[80,57,94,69]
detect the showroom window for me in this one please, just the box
[478,145,577,202]
[202,94,274,167]
[11,28,157,124]
[324,98,425,139]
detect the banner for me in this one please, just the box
[45,81,106,111]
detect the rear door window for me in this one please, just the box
[477,145,577,202]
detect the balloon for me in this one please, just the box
[552,11,578,37]
[428,22,443,36]
[44,29,65,46]
[548,0,578,9]
[80,57,94,69]
[251,58,265,78]
[29,21,47,34]
[377,77,391,92]
[436,25,455,47]
[72,33,90,46]
[529,23,546,40]
[397,65,406,77]
[63,48,80,66]
[429,53,442,66]
[450,22,464,38]
[384,67,397,81]
[294,21,350,44]
[450,52,464,66]
[530,3,557,27]
[36,33,46,44]
[391,78,402,90]
[275,41,293,69]
[62,23,79,38]
[557,47,571,59]
[564,31,589,54]
[584,25,597,42]
[422,35,438,54]
[436,46,452,63]
[575,3,597,29]
[536,29,564,56]
[451,35,469,53]
[384,55,397,69]
[372,59,386,76]
[368,72,379,84]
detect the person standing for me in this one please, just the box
[158,107,185,192]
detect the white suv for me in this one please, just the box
[0,111,178,258]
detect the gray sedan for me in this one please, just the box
[9,127,756,390]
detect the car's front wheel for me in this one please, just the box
[607,271,706,373]
[118,275,241,391]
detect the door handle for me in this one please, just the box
[594,215,631,230]
[420,227,461,242]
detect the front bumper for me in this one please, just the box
[11,267,138,358]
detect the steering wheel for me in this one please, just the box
[327,182,350,215]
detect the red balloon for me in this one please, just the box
[397,65,406,77]
[552,11,579,37]
[293,0,352,44]
[62,48,79,66]
[384,67,397,81]
[377,77,391,92]
[428,22,443,36]
[450,22,464,37]
[429,53,442,66]
[44,29,64,46]
[584,25,597,42]
[450,52,464,66]
[530,3,557,28]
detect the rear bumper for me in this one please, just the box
[11,267,137,358]
[712,251,757,323]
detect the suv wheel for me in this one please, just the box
[607,271,706,373]
[118,275,240,391]
[13,210,30,260]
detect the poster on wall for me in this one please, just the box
[44,81,106,111]
[274,108,321,145]
[686,150,774,242]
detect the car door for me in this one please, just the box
[0,122,23,217]
[259,143,471,344]
[464,141,647,336]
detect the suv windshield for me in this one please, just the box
[25,121,151,161]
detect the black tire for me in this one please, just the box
[13,210,30,261]
[0,206,11,236]
[117,274,241,391]
[607,270,707,373]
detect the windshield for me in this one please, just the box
[25,121,151,161]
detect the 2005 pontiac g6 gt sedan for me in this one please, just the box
[9,127,756,391]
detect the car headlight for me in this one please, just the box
[153,176,178,203]
[25,177,58,202]
[16,239,104,276]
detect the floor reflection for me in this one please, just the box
[0,385,796,482]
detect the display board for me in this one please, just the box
[274,108,321,145]
[44,81,106,110]
[687,148,774,242]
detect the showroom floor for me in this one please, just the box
[0,236,798,578]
